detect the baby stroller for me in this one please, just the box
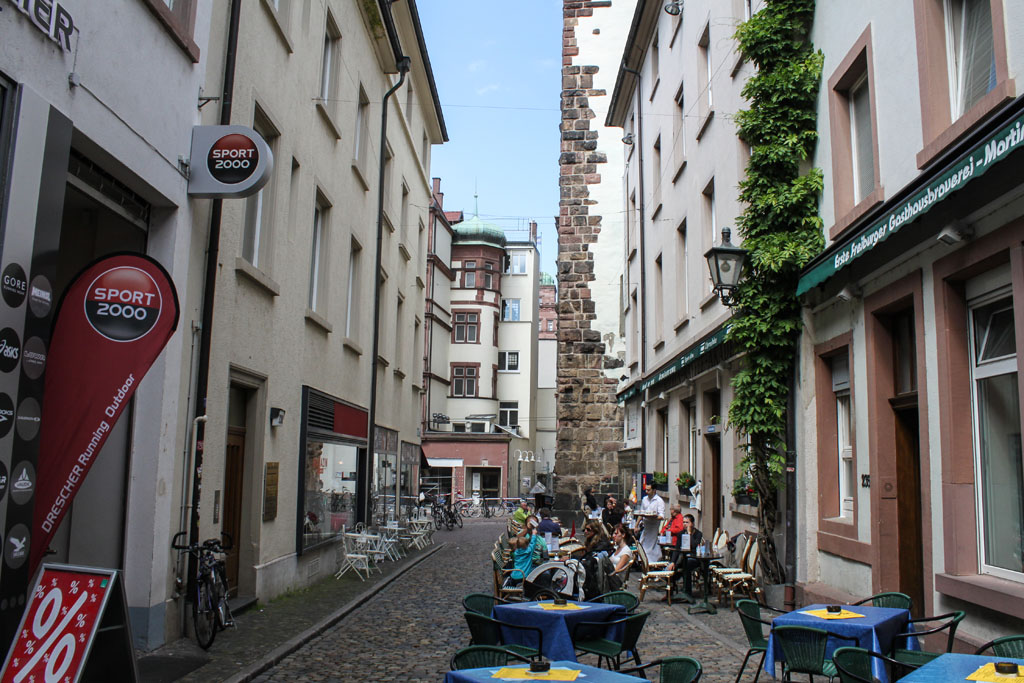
[523,559,587,601]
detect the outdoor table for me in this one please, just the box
[898,653,1024,682]
[686,553,722,615]
[764,604,916,683]
[492,600,625,662]
[445,659,640,682]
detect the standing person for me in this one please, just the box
[637,482,666,561]
[602,496,624,527]
[666,514,704,600]
[583,487,599,512]
[512,499,530,525]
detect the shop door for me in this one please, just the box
[223,429,245,594]
[893,403,924,616]
[707,434,722,533]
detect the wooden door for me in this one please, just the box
[223,429,246,595]
[893,404,924,616]
[707,434,722,534]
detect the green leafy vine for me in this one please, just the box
[730,0,824,583]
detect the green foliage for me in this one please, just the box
[652,471,669,485]
[675,472,696,488]
[728,0,824,581]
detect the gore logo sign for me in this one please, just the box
[207,134,259,184]
[84,267,162,342]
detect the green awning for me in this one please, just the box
[797,107,1024,296]
[617,324,731,403]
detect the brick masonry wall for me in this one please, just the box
[554,0,625,511]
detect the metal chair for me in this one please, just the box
[735,599,788,682]
[890,611,966,667]
[590,590,640,613]
[462,593,508,616]
[572,610,650,670]
[772,625,857,681]
[620,656,702,682]
[832,646,920,683]
[974,635,1024,658]
[463,611,543,661]
[450,645,530,670]
[850,592,913,611]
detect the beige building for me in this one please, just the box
[607,0,760,541]
[180,0,446,642]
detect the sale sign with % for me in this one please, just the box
[1,566,116,683]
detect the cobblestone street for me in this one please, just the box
[249,518,752,682]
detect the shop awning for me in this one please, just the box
[617,323,731,403]
[798,98,1024,296]
[426,458,463,468]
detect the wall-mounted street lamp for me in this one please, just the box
[622,133,635,146]
[664,1,683,15]
[704,227,748,307]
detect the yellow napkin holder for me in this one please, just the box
[490,667,580,680]
[802,609,865,620]
[967,663,1024,683]
[539,602,584,611]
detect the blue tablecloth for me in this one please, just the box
[492,601,625,662]
[445,660,640,682]
[764,604,914,682]
[899,653,1024,682]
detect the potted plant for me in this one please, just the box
[732,473,759,506]
[652,471,669,492]
[675,472,696,495]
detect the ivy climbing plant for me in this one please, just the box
[730,0,824,584]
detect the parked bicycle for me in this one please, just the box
[430,496,463,530]
[172,531,235,649]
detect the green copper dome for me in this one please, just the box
[540,272,556,286]
[453,214,507,247]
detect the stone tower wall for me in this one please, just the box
[555,0,626,510]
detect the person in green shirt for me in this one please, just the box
[512,499,530,525]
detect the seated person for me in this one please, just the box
[581,519,613,558]
[609,524,635,584]
[512,499,531,525]
[665,513,703,598]
[536,508,561,536]
[602,496,624,528]
[661,504,686,547]
[509,515,544,583]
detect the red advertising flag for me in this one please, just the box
[29,254,179,573]
[0,566,119,683]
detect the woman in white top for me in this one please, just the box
[609,524,634,577]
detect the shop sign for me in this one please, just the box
[187,126,273,199]
[263,462,278,522]
[798,110,1024,296]
[5,0,76,52]
[618,324,731,403]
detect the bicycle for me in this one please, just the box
[172,531,235,649]
[443,500,463,529]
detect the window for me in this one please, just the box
[744,0,753,20]
[451,365,478,397]
[345,239,362,338]
[548,320,554,332]
[502,299,521,321]
[698,25,712,114]
[405,82,414,121]
[463,261,476,289]
[944,0,996,119]
[848,75,875,204]
[654,255,664,341]
[969,290,1021,580]
[893,310,917,395]
[703,181,716,294]
[382,145,393,221]
[354,87,370,165]
[453,312,479,343]
[147,0,199,59]
[421,131,430,168]
[484,262,494,289]
[243,106,279,269]
[498,351,520,372]
[831,354,854,515]
[675,221,688,321]
[400,183,410,245]
[508,252,527,274]
[319,14,341,107]
[499,401,519,429]
[308,196,327,311]
[301,440,359,552]
[686,401,698,475]
[673,81,686,170]
[650,32,660,89]
[394,295,404,366]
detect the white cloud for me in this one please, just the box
[476,84,499,96]
[467,60,486,73]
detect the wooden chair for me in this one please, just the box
[492,547,523,601]
[718,540,763,608]
[711,534,753,588]
[636,542,674,603]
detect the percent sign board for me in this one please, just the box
[0,566,121,683]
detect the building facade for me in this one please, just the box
[797,0,1024,642]
[606,0,761,543]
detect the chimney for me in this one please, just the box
[432,178,443,209]
[529,220,537,244]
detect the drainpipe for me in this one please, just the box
[784,343,798,609]
[365,57,411,522]
[622,63,648,473]
[187,0,242,609]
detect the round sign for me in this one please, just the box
[28,275,53,318]
[207,133,260,184]
[0,460,8,503]
[1,263,27,308]
[0,393,13,439]
[84,267,162,342]
[0,328,21,373]
[4,523,29,569]
[15,398,40,443]
[10,461,33,505]
[21,337,46,379]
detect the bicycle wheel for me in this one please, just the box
[494,502,505,518]
[445,510,454,531]
[214,567,234,629]
[192,579,217,649]
[454,508,463,528]
[433,509,443,530]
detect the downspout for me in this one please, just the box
[622,63,647,472]
[187,0,242,613]
[365,57,411,522]
[784,343,798,609]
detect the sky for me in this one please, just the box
[418,1,563,278]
